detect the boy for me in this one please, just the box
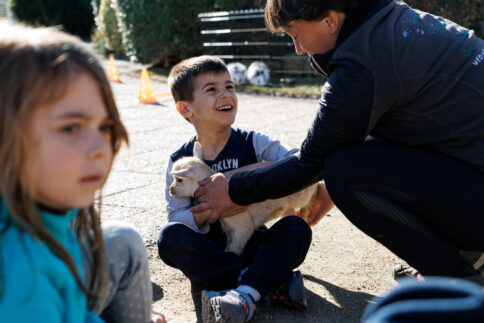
[157,55,333,322]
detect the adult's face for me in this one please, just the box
[283,11,345,56]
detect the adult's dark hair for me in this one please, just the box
[168,55,228,103]
[264,0,351,31]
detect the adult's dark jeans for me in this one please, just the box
[324,141,484,277]
[157,216,311,295]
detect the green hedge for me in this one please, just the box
[114,0,257,65]
[91,0,101,16]
[9,0,95,39]
[98,0,123,54]
[405,0,483,38]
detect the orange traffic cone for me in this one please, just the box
[138,68,158,104]
[107,55,121,83]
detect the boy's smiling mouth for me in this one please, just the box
[216,105,233,111]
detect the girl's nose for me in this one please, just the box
[87,130,111,159]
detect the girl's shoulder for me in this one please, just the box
[0,223,84,319]
[1,223,76,291]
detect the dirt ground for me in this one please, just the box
[102,58,403,323]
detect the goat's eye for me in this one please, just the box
[176,178,182,183]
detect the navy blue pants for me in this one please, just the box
[157,216,311,295]
[324,141,484,277]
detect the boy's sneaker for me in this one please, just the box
[393,264,424,281]
[267,270,307,309]
[201,289,256,323]
[393,264,419,279]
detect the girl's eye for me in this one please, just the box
[100,122,114,134]
[61,124,80,134]
[176,178,182,183]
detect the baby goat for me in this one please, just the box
[169,142,318,255]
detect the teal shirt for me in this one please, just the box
[0,201,103,323]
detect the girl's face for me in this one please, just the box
[24,72,114,210]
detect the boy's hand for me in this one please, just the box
[192,205,213,228]
[192,172,247,223]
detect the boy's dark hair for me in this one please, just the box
[264,0,350,32]
[168,55,228,102]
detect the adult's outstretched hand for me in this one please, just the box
[191,172,247,223]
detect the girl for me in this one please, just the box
[0,21,164,323]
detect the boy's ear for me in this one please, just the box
[176,101,192,119]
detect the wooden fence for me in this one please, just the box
[0,0,7,17]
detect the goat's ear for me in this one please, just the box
[171,168,192,178]
[193,142,203,159]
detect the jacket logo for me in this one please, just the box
[472,48,484,66]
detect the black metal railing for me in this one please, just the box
[198,9,317,77]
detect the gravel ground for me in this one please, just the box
[100,57,403,323]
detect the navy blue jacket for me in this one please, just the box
[229,0,484,205]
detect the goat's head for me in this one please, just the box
[169,142,213,197]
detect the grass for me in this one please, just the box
[237,82,322,99]
[150,66,324,99]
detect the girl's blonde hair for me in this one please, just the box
[0,20,128,304]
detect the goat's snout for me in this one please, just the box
[169,185,176,195]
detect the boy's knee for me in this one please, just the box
[279,216,312,245]
[157,222,185,259]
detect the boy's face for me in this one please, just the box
[180,71,238,130]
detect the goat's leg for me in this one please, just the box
[226,228,254,255]
[221,212,254,255]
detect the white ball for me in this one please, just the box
[227,62,247,85]
[247,61,270,86]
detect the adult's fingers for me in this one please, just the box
[307,212,325,226]
[198,176,212,186]
[190,202,212,213]
[193,186,206,199]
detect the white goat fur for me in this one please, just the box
[169,142,317,255]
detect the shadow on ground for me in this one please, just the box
[303,274,376,322]
[186,274,376,323]
[152,282,164,302]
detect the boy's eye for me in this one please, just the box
[226,85,235,91]
[60,124,80,134]
[206,87,216,92]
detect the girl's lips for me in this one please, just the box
[80,175,103,183]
